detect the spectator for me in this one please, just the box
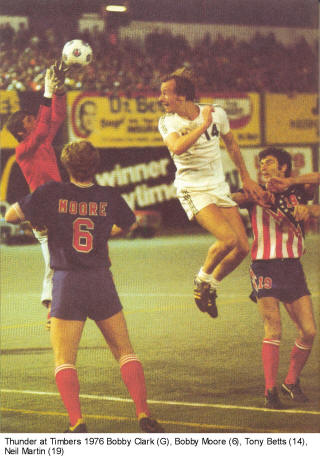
[0,25,317,94]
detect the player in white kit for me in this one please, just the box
[158,70,265,318]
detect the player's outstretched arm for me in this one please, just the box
[221,131,265,204]
[17,68,54,151]
[232,190,274,209]
[44,67,56,99]
[294,204,320,220]
[267,173,320,192]
[231,191,253,207]
[52,60,68,95]
[47,62,67,139]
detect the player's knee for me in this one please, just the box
[264,317,281,339]
[207,234,236,258]
[222,233,238,252]
[108,340,134,362]
[236,239,250,259]
[302,325,317,344]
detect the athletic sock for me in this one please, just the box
[262,339,280,395]
[210,277,220,290]
[55,364,82,427]
[197,267,212,284]
[285,341,312,385]
[119,354,150,418]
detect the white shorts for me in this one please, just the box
[177,182,237,220]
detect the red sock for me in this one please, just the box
[55,364,82,426]
[285,341,312,385]
[120,354,150,418]
[262,339,280,395]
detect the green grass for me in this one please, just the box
[1,233,319,433]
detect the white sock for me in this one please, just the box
[210,277,220,290]
[197,267,212,284]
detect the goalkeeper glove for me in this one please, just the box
[44,67,55,98]
[53,60,68,94]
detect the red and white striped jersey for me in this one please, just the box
[248,184,309,260]
[250,204,304,260]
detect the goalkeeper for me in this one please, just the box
[7,62,67,329]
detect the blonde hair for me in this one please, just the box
[161,68,196,101]
[170,67,195,82]
[61,141,100,181]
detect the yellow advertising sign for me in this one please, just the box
[67,92,261,147]
[67,92,164,147]
[0,90,20,148]
[265,93,319,144]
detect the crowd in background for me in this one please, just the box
[0,21,317,94]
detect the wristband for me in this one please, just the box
[44,87,53,98]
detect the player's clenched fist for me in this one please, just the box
[202,105,214,129]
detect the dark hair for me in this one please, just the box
[61,141,100,181]
[258,147,292,177]
[161,74,196,101]
[6,110,31,142]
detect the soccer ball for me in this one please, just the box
[62,39,93,67]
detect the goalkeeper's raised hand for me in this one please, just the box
[44,67,56,98]
[52,60,69,94]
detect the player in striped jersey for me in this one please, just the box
[158,69,264,319]
[232,147,317,409]
[5,141,164,433]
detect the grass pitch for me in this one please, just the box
[1,233,319,433]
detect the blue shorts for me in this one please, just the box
[51,269,123,321]
[250,259,310,304]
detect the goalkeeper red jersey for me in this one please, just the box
[15,94,66,192]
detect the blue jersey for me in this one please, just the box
[19,181,136,270]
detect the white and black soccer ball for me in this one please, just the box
[62,39,93,67]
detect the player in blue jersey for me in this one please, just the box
[5,140,164,434]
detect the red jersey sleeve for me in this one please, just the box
[15,105,50,161]
[47,94,67,142]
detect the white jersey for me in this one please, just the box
[158,104,230,190]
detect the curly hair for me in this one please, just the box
[258,147,292,177]
[61,141,100,182]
